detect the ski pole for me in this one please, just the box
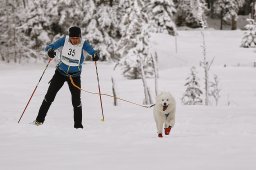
[18,59,52,123]
[94,61,104,122]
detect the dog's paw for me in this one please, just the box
[158,133,163,138]
[164,126,172,135]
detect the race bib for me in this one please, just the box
[61,36,84,66]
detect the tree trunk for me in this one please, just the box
[111,64,118,106]
[6,0,10,60]
[231,15,237,30]
[207,0,214,18]
[111,77,117,106]
[133,67,139,79]
[147,87,153,104]
[152,52,159,96]
[22,0,26,8]
[12,4,17,61]
[252,0,256,19]
[140,58,151,105]
[220,10,223,30]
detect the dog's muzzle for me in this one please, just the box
[163,103,168,111]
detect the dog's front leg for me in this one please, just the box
[156,118,164,136]
[164,114,175,135]
[168,115,175,128]
[165,110,175,127]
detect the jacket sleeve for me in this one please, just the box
[45,36,66,52]
[82,41,95,56]
[81,41,96,64]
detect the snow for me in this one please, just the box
[0,30,256,170]
[151,30,256,68]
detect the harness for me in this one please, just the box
[57,67,81,77]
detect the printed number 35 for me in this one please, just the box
[68,49,75,56]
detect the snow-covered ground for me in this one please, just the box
[0,30,256,170]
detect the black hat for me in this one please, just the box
[69,26,81,37]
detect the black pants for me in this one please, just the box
[36,69,82,126]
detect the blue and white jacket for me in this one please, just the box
[45,36,95,77]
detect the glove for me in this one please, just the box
[48,49,56,58]
[92,50,100,61]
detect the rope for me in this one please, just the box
[69,76,155,108]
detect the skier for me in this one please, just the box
[33,26,99,129]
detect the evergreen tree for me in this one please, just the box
[214,0,245,30]
[205,0,217,17]
[144,0,177,35]
[182,66,203,105]
[176,0,208,28]
[241,18,256,48]
[16,0,60,61]
[117,0,153,79]
[0,0,9,62]
[0,0,21,62]
[84,0,120,61]
[15,0,93,61]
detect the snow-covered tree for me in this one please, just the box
[176,0,208,28]
[0,0,19,62]
[144,0,176,35]
[1,0,178,63]
[182,66,203,105]
[117,0,153,79]
[241,18,256,48]
[13,0,98,62]
[84,0,120,61]
[1,0,121,62]
[14,0,66,61]
[118,33,154,79]
[0,0,10,62]
[214,0,245,30]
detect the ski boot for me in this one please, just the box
[74,124,83,129]
[32,120,43,126]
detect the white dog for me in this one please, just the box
[153,92,176,138]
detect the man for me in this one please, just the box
[34,26,99,129]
